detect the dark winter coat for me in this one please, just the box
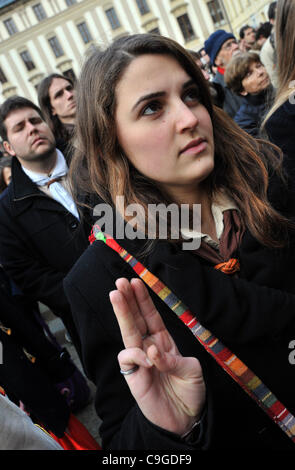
[234,87,274,137]
[63,178,295,450]
[265,98,295,181]
[0,267,72,436]
[213,70,243,119]
[0,157,91,353]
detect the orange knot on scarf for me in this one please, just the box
[214,258,240,275]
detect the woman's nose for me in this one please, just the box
[175,102,199,133]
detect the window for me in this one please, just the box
[33,3,47,21]
[65,0,77,5]
[207,0,225,26]
[136,0,150,15]
[48,36,64,58]
[4,18,18,36]
[176,13,195,42]
[0,67,8,84]
[105,7,121,30]
[148,27,160,35]
[64,68,76,82]
[77,22,93,43]
[20,50,36,71]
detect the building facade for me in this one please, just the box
[0,0,272,103]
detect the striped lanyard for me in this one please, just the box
[90,226,295,444]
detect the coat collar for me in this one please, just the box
[10,157,43,201]
[7,157,70,217]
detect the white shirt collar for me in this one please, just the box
[181,191,238,248]
[21,149,67,185]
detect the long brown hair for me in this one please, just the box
[37,73,74,144]
[71,33,291,249]
[262,0,295,126]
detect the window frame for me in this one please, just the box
[176,13,196,42]
[48,36,64,58]
[105,7,121,30]
[77,21,93,44]
[20,50,36,71]
[136,0,150,15]
[32,3,47,22]
[4,17,18,36]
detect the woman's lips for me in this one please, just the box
[180,138,207,156]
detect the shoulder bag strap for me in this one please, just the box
[89,226,295,444]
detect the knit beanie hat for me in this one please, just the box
[204,29,235,65]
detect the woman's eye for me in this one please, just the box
[142,101,162,116]
[183,89,199,103]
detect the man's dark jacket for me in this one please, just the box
[0,267,72,436]
[0,157,91,352]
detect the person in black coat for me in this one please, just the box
[0,266,71,437]
[64,34,295,450]
[262,0,295,182]
[204,29,244,119]
[0,96,91,355]
[225,52,275,137]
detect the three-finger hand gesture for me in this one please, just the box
[109,277,206,436]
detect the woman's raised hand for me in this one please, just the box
[109,277,206,436]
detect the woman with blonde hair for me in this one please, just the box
[263,0,295,178]
[65,33,295,450]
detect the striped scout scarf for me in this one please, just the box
[89,225,295,444]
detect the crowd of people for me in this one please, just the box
[1,0,295,452]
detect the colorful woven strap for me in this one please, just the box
[90,226,295,444]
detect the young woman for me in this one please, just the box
[263,0,295,179]
[65,33,295,450]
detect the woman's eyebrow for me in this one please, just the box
[183,79,195,89]
[132,91,165,111]
[131,78,196,112]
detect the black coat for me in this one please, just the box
[265,99,295,181]
[234,87,274,138]
[0,157,91,353]
[213,70,243,119]
[0,267,72,436]
[64,183,295,450]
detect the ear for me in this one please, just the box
[3,140,16,157]
[51,107,57,116]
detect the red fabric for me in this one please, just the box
[49,413,101,450]
[217,66,225,75]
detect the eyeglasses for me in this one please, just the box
[221,40,238,51]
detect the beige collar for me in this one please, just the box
[181,191,238,249]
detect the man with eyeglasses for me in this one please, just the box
[204,29,243,119]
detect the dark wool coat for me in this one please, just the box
[265,99,295,181]
[0,267,72,436]
[0,157,91,353]
[213,70,244,119]
[64,176,295,450]
[234,87,274,138]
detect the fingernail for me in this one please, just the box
[146,357,153,366]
